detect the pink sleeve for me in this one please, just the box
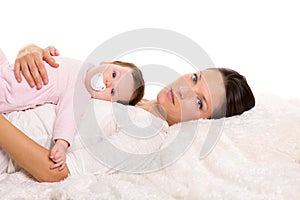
[52,87,76,146]
[0,49,9,66]
[51,57,82,147]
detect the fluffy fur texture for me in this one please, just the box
[0,93,299,199]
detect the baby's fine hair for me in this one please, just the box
[108,61,145,106]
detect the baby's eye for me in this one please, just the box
[196,98,203,109]
[111,88,115,96]
[192,73,198,83]
[112,71,117,78]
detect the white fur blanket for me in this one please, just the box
[0,93,299,200]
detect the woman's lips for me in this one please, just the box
[167,88,175,105]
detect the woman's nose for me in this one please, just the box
[178,86,194,99]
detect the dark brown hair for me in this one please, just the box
[215,68,255,118]
[109,61,145,106]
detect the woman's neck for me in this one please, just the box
[136,99,167,122]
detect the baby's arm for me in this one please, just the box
[49,139,69,171]
[51,68,77,170]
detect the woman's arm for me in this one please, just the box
[0,115,69,182]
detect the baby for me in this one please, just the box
[0,49,145,170]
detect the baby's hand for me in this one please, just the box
[49,139,69,171]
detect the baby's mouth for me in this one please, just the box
[90,73,106,91]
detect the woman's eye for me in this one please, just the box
[112,71,116,78]
[196,98,203,109]
[192,73,198,83]
[111,88,115,95]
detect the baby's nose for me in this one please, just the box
[104,78,111,87]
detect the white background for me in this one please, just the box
[1,0,299,99]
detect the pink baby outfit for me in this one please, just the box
[0,49,9,66]
[0,51,83,146]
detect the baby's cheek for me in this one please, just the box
[94,91,112,102]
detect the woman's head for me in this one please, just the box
[85,61,145,106]
[216,68,255,118]
[156,68,255,125]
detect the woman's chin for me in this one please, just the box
[157,88,168,103]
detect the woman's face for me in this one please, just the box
[157,69,226,125]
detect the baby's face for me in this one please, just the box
[85,63,135,102]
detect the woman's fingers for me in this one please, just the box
[43,47,59,68]
[27,56,44,89]
[31,51,49,86]
[16,59,36,88]
[45,46,60,56]
[13,62,22,83]
[13,44,60,89]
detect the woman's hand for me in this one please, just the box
[14,44,60,90]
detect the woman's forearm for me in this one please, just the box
[0,115,69,182]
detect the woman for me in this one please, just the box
[0,44,255,182]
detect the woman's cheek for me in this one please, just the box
[179,100,199,121]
